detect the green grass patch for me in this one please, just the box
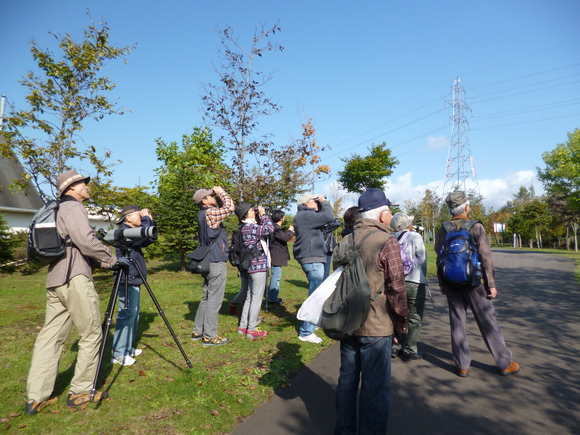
[0,258,327,434]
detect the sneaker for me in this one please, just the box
[111,355,136,366]
[499,361,520,376]
[25,397,58,415]
[202,336,230,347]
[267,298,283,304]
[191,332,203,341]
[246,329,267,340]
[456,368,469,377]
[130,348,143,357]
[237,327,248,335]
[67,390,109,410]
[298,333,322,344]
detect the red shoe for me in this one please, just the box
[237,327,247,335]
[246,329,267,340]
[499,361,520,376]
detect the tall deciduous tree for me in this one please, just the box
[154,127,230,271]
[201,23,282,202]
[337,143,398,193]
[1,17,134,200]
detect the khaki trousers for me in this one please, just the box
[27,274,103,402]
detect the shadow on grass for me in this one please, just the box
[259,342,304,388]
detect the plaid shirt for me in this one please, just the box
[205,191,235,229]
[378,236,410,337]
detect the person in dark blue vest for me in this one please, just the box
[191,186,235,346]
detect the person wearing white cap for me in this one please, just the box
[26,170,121,415]
[293,193,335,343]
[390,212,428,361]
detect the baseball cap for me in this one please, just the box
[117,205,141,224]
[445,191,468,209]
[358,188,398,212]
[193,189,214,205]
[297,193,318,206]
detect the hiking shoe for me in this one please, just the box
[456,368,469,377]
[401,351,425,361]
[237,327,248,335]
[130,348,143,357]
[25,397,58,415]
[246,329,267,340]
[111,355,136,366]
[67,391,109,410]
[191,332,203,341]
[202,336,230,347]
[267,298,283,304]
[499,361,520,376]
[298,333,322,344]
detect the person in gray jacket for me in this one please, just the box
[391,212,428,361]
[26,170,121,415]
[293,193,335,344]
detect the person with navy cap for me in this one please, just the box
[334,187,409,434]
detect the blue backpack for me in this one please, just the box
[437,220,483,287]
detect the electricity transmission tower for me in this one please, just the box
[441,78,480,202]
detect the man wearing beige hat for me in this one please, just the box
[435,191,520,377]
[26,170,122,415]
[191,186,235,346]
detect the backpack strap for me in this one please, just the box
[442,221,454,234]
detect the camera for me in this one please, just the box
[98,226,158,244]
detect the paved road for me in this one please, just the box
[232,250,580,435]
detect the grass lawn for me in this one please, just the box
[1,243,578,434]
[0,256,332,434]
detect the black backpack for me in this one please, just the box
[228,227,258,272]
[437,220,483,287]
[321,230,382,341]
[27,200,69,267]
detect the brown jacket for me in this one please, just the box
[46,197,117,289]
[353,219,408,337]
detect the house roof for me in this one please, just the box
[0,133,44,212]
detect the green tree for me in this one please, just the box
[337,143,399,193]
[1,17,134,200]
[538,129,580,213]
[154,127,230,271]
[537,129,580,250]
[508,200,552,248]
[417,189,442,243]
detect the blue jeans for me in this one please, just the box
[335,335,393,435]
[112,284,141,358]
[299,262,324,336]
[267,266,282,302]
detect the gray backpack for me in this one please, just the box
[321,230,382,341]
[27,200,69,267]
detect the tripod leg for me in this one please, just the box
[90,270,124,401]
[132,261,193,368]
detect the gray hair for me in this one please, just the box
[449,200,470,217]
[359,205,390,221]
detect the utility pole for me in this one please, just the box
[0,95,6,130]
[441,78,480,201]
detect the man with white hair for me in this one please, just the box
[335,188,409,434]
[435,191,519,377]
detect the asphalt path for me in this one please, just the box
[232,250,580,435]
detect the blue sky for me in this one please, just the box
[1,0,579,211]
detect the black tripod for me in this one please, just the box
[90,244,192,401]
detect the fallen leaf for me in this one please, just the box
[210,409,219,416]
[139,371,146,376]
